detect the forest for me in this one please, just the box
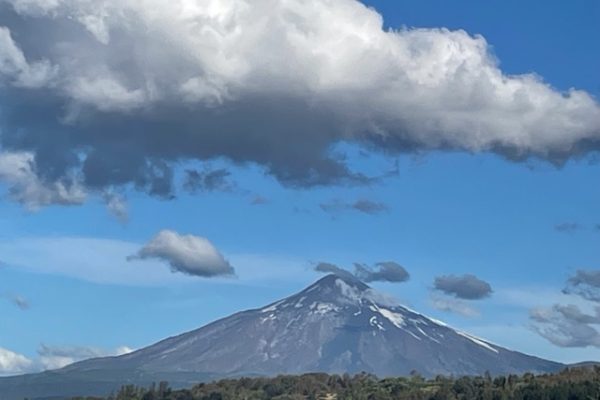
[72,366,600,400]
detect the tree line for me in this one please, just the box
[72,366,600,400]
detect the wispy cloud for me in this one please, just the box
[429,296,480,318]
[0,236,310,287]
[554,222,582,233]
[563,269,600,302]
[0,344,133,376]
[103,192,128,224]
[183,167,235,193]
[250,195,269,205]
[320,199,388,216]
[36,344,133,370]
[314,261,410,283]
[531,305,600,348]
[0,293,29,310]
[0,236,187,286]
[530,269,600,348]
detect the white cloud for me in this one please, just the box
[0,151,86,210]
[0,236,188,286]
[128,230,235,278]
[7,0,63,15]
[8,0,595,153]
[0,347,33,376]
[37,344,133,370]
[0,0,596,201]
[0,26,56,87]
[0,344,134,376]
[67,76,147,112]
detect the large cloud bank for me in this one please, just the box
[0,0,599,207]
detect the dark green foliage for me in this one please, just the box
[72,366,600,400]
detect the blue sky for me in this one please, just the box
[0,0,599,373]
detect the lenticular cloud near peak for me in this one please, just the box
[0,0,599,206]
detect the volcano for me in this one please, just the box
[0,274,563,399]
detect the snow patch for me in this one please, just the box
[369,303,406,329]
[295,296,306,308]
[416,326,440,343]
[405,329,422,341]
[260,313,277,323]
[377,307,406,329]
[285,314,302,329]
[427,317,449,327]
[369,303,426,340]
[310,302,340,315]
[457,331,499,353]
[369,316,385,331]
[409,318,428,326]
[261,300,284,313]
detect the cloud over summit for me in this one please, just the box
[0,0,599,206]
[314,261,409,283]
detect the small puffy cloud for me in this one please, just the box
[128,230,235,278]
[104,192,128,223]
[434,274,493,300]
[430,296,479,318]
[554,222,581,233]
[0,347,33,376]
[563,269,600,302]
[530,304,600,348]
[354,261,410,283]
[320,199,388,216]
[37,344,133,370]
